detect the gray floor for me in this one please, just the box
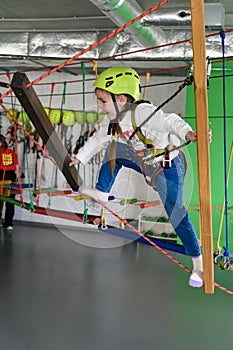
[0,221,232,350]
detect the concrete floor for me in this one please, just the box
[0,221,232,350]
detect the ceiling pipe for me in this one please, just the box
[141,8,191,27]
[141,3,225,29]
[0,3,230,72]
[0,28,232,69]
[89,0,167,47]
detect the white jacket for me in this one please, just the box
[77,103,192,165]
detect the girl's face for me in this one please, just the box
[95,88,127,120]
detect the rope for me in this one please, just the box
[13,124,25,205]
[96,199,233,295]
[216,141,233,251]
[120,169,133,229]
[129,75,194,141]
[23,129,34,210]
[0,0,169,101]
[47,164,56,208]
[36,144,46,206]
[0,26,233,102]
[141,71,150,100]
[99,200,191,272]
[35,82,56,204]
[220,30,230,256]
[81,62,88,222]
[1,104,60,169]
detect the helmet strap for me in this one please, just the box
[107,93,134,135]
[111,93,121,121]
[107,93,120,136]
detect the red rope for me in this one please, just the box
[0,1,172,102]
[17,0,171,88]
[36,83,56,205]
[0,28,233,98]
[13,124,24,205]
[99,201,191,273]
[98,201,233,295]
[214,282,233,295]
[36,144,46,206]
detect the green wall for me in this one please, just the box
[184,61,233,253]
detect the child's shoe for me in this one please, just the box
[79,185,109,203]
[189,255,203,288]
[189,270,203,288]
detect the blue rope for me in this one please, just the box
[220,30,229,256]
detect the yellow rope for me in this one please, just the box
[216,140,233,252]
[142,71,150,100]
[92,60,98,75]
[100,208,107,229]
[120,169,133,229]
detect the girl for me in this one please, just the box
[70,66,208,288]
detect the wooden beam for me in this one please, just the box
[190,0,214,293]
[11,72,83,192]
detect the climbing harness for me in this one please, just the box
[116,105,191,190]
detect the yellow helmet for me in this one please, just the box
[94,66,141,101]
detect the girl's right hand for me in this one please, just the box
[69,157,80,166]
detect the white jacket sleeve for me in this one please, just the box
[159,110,192,140]
[76,119,111,165]
[136,104,193,142]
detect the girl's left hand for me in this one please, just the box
[185,127,212,144]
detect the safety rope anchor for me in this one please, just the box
[213,250,233,271]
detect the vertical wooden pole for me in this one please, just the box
[190,0,214,293]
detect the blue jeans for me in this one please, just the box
[96,142,201,257]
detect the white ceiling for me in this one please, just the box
[0,0,232,76]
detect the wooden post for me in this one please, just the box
[190,0,214,293]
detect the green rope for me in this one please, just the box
[62,82,67,105]
[48,164,56,208]
[0,195,33,211]
[33,187,51,195]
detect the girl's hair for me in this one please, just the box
[0,141,7,150]
[107,97,152,174]
[0,134,6,144]
[0,134,7,150]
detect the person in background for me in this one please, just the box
[0,134,18,232]
[70,66,212,288]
